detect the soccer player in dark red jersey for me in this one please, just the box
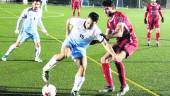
[144,0,164,47]
[71,0,82,16]
[99,1,138,95]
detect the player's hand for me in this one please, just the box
[161,17,164,23]
[45,32,49,36]
[100,33,109,41]
[144,18,147,24]
[15,29,19,34]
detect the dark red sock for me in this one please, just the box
[156,32,160,42]
[115,61,126,88]
[147,32,151,42]
[102,63,114,87]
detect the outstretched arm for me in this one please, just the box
[158,6,164,23]
[15,9,27,34]
[38,18,48,36]
[65,18,73,37]
[101,39,118,61]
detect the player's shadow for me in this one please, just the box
[0,86,104,96]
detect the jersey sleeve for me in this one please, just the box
[16,8,28,30]
[94,25,104,42]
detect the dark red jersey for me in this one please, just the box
[146,3,161,19]
[107,11,137,44]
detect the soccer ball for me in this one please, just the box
[42,84,57,96]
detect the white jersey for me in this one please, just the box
[41,0,47,3]
[67,18,104,48]
[16,7,47,34]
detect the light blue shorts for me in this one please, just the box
[17,32,40,43]
[62,39,86,59]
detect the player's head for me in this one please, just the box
[85,12,99,29]
[32,0,41,12]
[102,0,116,17]
[151,0,156,3]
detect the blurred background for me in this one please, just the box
[0,0,169,8]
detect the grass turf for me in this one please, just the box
[0,3,170,96]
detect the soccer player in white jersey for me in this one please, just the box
[42,12,119,96]
[41,0,48,12]
[1,0,48,62]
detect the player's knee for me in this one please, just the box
[56,53,65,61]
[101,57,107,63]
[15,42,20,48]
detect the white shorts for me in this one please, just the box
[17,32,40,43]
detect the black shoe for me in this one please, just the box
[98,86,115,93]
[42,71,49,83]
[71,91,80,96]
[147,43,150,47]
[156,43,159,47]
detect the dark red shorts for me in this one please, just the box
[72,2,80,9]
[112,35,138,58]
[147,18,160,30]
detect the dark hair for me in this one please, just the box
[33,0,40,2]
[88,12,99,22]
[102,0,114,7]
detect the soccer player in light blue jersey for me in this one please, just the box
[41,0,48,12]
[1,0,48,62]
[42,12,119,96]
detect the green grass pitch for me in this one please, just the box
[0,4,170,96]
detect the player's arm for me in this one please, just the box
[144,5,149,24]
[158,6,164,23]
[66,18,73,37]
[106,22,124,39]
[101,39,119,61]
[15,9,27,34]
[38,18,48,36]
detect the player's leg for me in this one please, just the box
[147,29,152,46]
[155,19,160,47]
[42,46,70,83]
[155,28,160,47]
[1,32,28,61]
[78,8,80,17]
[116,42,137,96]
[34,42,42,62]
[147,18,153,46]
[147,22,152,46]
[33,33,42,62]
[99,52,114,93]
[71,56,87,96]
[72,8,76,16]
[113,51,129,96]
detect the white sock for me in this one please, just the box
[43,56,58,72]
[35,47,41,59]
[77,77,85,91]
[72,75,85,92]
[4,44,17,57]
